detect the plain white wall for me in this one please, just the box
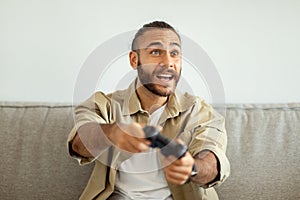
[1,0,299,104]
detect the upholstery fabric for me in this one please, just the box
[0,102,93,199]
[0,102,299,199]
[216,104,300,200]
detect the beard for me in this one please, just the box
[137,60,181,97]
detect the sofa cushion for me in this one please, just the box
[0,102,93,199]
[216,103,300,200]
[0,102,299,199]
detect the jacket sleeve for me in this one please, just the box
[184,99,230,188]
[67,92,112,165]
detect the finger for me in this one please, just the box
[117,123,144,139]
[129,122,145,138]
[163,157,194,176]
[113,133,148,153]
[127,140,145,153]
[175,138,185,145]
[164,155,191,167]
[179,153,195,166]
[162,155,179,168]
[135,139,151,151]
[136,136,152,146]
[166,170,189,181]
[167,162,192,175]
[126,137,150,152]
[165,171,189,185]
[155,125,163,132]
[118,139,146,153]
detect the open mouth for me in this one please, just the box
[156,74,174,81]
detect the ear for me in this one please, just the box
[129,51,138,69]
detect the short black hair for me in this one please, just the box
[131,21,181,51]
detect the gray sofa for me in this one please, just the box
[0,102,299,199]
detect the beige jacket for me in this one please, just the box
[68,81,230,200]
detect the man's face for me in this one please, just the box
[134,29,182,97]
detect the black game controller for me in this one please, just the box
[143,126,198,181]
[143,126,188,158]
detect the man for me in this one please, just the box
[68,21,230,200]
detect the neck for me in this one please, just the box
[135,79,168,114]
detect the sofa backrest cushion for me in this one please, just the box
[0,102,93,199]
[216,104,300,200]
[0,102,299,199]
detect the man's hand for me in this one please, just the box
[161,139,219,186]
[162,151,195,185]
[71,122,151,158]
[104,122,151,153]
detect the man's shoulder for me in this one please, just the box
[175,91,204,107]
[180,92,202,101]
[92,87,130,103]
[174,91,219,114]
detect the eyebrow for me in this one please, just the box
[145,41,181,49]
[146,42,163,49]
[170,42,181,49]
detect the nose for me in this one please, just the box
[161,53,174,68]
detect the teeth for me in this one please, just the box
[158,74,172,78]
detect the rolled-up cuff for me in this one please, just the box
[67,126,97,165]
[200,147,230,188]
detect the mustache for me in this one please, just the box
[154,68,178,76]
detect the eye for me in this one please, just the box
[171,50,179,57]
[150,49,160,56]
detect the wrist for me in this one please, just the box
[185,163,198,184]
[101,123,116,139]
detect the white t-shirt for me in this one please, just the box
[114,105,172,200]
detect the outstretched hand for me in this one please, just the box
[105,122,151,153]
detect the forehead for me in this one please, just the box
[136,29,181,50]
